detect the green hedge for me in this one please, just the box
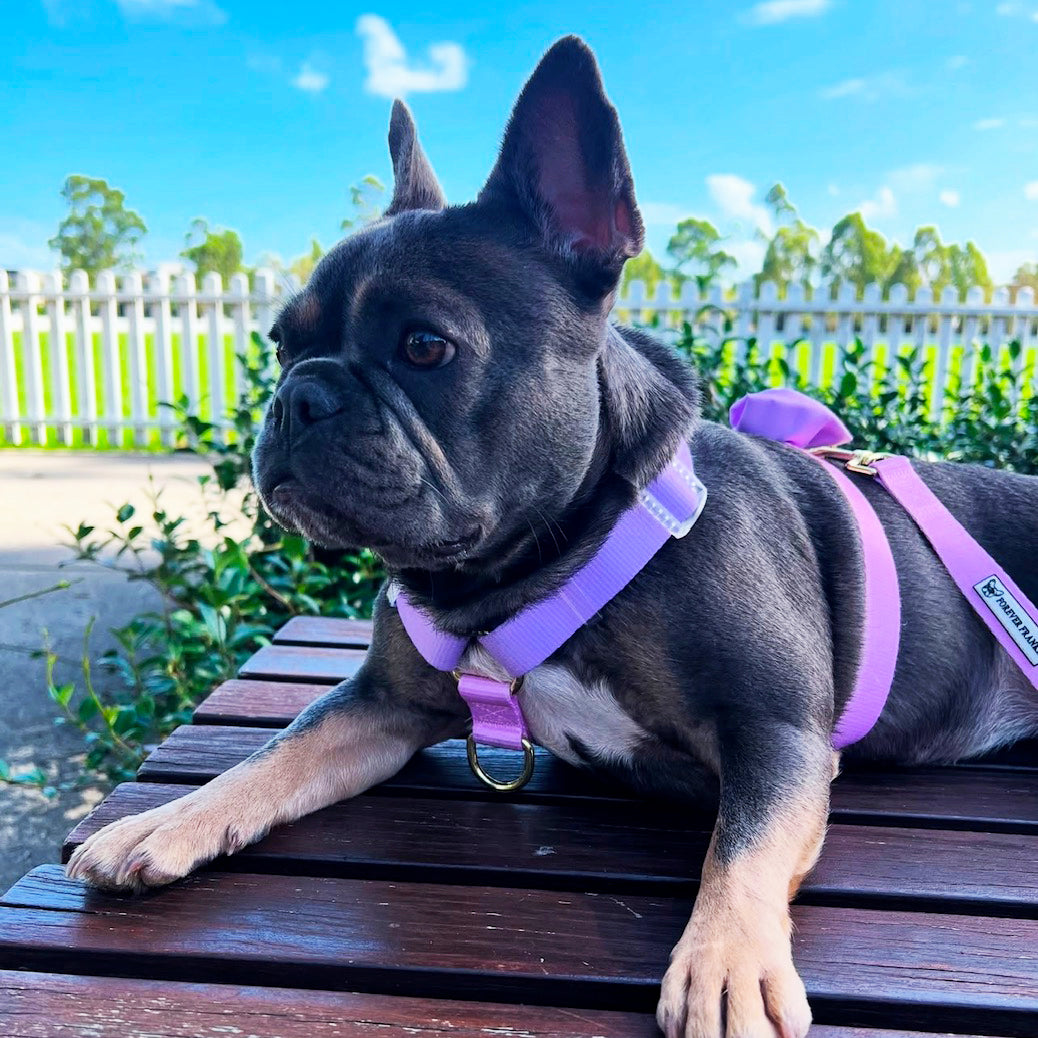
[3,325,1035,791]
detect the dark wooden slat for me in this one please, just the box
[63,782,1038,916]
[0,969,655,1038]
[138,725,1038,832]
[238,644,365,683]
[3,866,1036,1034]
[0,974,996,1038]
[266,617,1038,775]
[194,679,331,725]
[139,727,633,800]
[273,616,373,648]
[221,645,1038,774]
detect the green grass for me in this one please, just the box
[2,329,245,449]
[3,327,1035,449]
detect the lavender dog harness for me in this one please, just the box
[393,444,707,789]
[732,388,1038,743]
[394,388,1038,790]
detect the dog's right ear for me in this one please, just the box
[385,100,446,217]
[479,36,644,299]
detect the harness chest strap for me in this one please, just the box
[392,441,708,789]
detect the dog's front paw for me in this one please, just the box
[656,910,810,1038]
[66,798,238,893]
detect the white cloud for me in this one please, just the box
[819,71,906,102]
[0,224,57,269]
[987,248,1034,282]
[946,55,970,70]
[292,63,329,93]
[705,174,774,236]
[1025,181,1038,200]
[725,238,767,276]
[973,116,1006,130]
[827,182,840,196]
[995,1,1038,17]
[887,163,943,192]
[858,186,897,221]
[356,14,468,98]
[114,0,227,25]
[742,0,831,25]
[939,189,961,207]
[820,77,867,99]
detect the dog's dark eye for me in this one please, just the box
[401,330,455,369]
[269,326,287,367]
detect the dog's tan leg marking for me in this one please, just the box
[67,694,418,893]
[657,749,836,1038]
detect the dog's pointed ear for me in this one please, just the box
[478,36,643,296]
[385,100,446,216]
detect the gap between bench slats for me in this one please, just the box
[2,866,1035,1036]
[61,782,1038,918]
[222,641,1038,770]
[0,971,1001,1038]
[141,724,1038,834]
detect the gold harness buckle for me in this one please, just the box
[809,445,891,477]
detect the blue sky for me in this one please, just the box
[4,0,1038,281]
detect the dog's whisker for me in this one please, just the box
[534,506,564,557]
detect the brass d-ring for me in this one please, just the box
[466,735,535,792]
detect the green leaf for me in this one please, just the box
[198,603,228,644]
[77,697,99,723]
[116,504,135,523]
[49,682,75,708]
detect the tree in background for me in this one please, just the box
[757,183,821,294]
[49,175,147,279]
[181,219,244,284]
[289,238,326,285]
[882,227,992,299]
[945,242,992,299]
[620,249,667,296]
[666,217,735,293]
[341,175,385,232]
[1010,262,1038,300]
[820,213,896,296]
[256,177,385,289]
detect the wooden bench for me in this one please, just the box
[1,615,1036,1036]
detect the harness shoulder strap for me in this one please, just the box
[807,454,901,748]
[874,456,1038,691]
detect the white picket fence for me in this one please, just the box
[1,269,1037,447]
[0,269,279,447]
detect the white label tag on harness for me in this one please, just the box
[974,575,1038,666]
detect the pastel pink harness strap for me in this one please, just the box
[394,387,1035,786]
[734,387,1038,748]
[874,456,1038,691]
[731,389,901,747]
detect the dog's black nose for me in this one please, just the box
[270,379,344,441]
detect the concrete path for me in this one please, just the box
[0,450,230,893]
